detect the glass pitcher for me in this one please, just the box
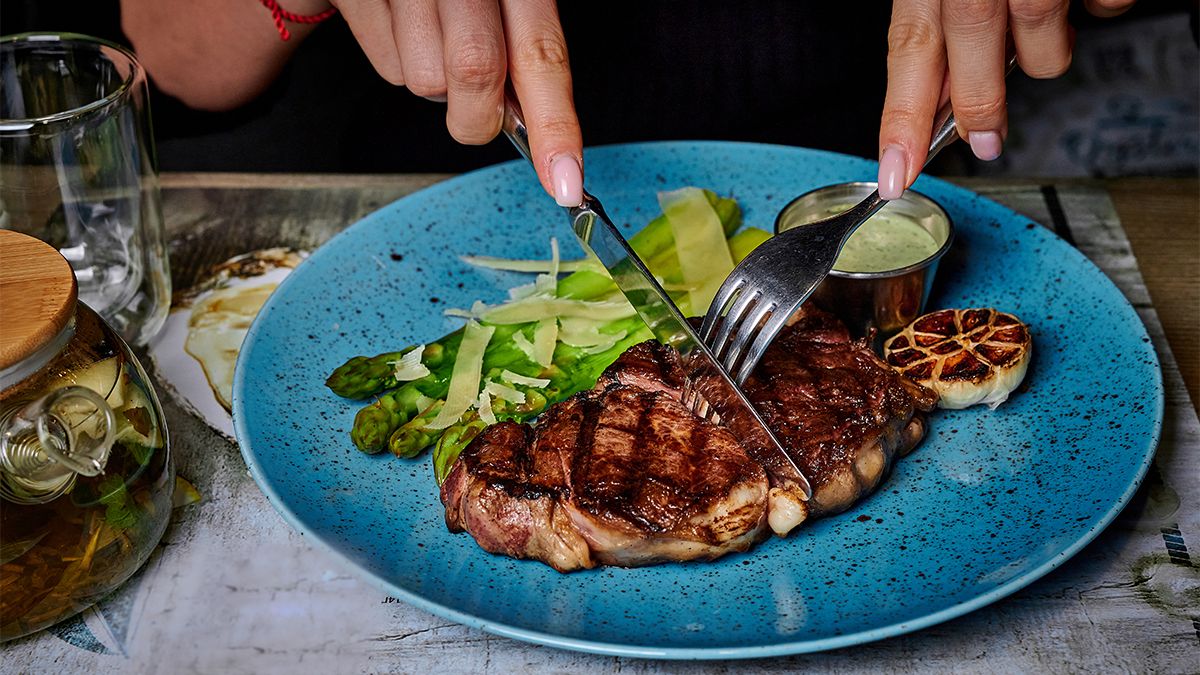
[0,229,174,642]
[0,33,171,346]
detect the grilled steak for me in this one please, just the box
[441,307,937,571]
[441,380,769,572]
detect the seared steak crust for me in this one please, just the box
[563,388,766,546]
[592,340,686,395]
[441,422,592,572]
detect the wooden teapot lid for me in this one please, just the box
[0,230,78,371]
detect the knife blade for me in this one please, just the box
[500,97,812,499]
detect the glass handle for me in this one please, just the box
[0,386,117,503]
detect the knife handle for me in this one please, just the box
[500,89,599,218]
[501,91,535,166]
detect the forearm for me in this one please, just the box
[120,0,329,111]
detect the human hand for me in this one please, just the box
[877,0,1137,200]
[331,0,583,206]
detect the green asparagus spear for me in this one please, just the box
[324,351,408,399]
[327,193,742,400]
[423,230,769,465]
[427,328,653,483]
[432,417,488,484]
[388,401,446,458]
[350,387,425,453]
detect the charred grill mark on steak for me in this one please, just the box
[566,388,761,539]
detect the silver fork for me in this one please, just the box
[691,58,1016,412]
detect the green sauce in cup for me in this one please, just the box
[775,182,954,339]
[823,206,942,273]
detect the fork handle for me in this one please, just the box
[925,52,1020,167]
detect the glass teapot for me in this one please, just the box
[0,229,174,641]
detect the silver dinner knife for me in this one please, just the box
[500,96,812,499]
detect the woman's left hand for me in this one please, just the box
[876,0,1137,200]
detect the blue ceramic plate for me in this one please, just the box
[233,142,1162,659]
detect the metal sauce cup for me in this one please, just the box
[776,182,954,341]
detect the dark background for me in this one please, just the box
[4,1,1197,175]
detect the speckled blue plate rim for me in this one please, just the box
[232,140,1164,660]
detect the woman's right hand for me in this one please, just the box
[332,0,584,206]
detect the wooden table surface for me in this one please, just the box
[7,173,1196,674]
[1109,178,1199,416]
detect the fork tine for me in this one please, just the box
[721,298,778,378]
[682,378,704,415]
[699,276,745,341]
[733,304,796,384]
[707,287,761,363]
[681,379,699,412]
[683,381,719,424]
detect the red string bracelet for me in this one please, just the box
[257,0,338,41]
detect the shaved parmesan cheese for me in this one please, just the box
[532,318,557,367]
[507,282,539,301]
[481,297,634,325]
[391,345,430,381]
[475,390,497,425]
[444,300,488,319]
[501,370,551,388]
[556,316,627,354]
[558,318,627,354]
[513,330,537,361]
[534,238,561,295]
[557,329,606,348]
[414,394,436,412]
[556,316,593,335]
[658,187,734,313]
[425,321,494,430]
[484,381,526,404]
[557,319,608,344]
[582,336,624,355]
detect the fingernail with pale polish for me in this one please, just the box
[877,146,907,200]
[551,154,583,207]
[968,131,1003,161]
